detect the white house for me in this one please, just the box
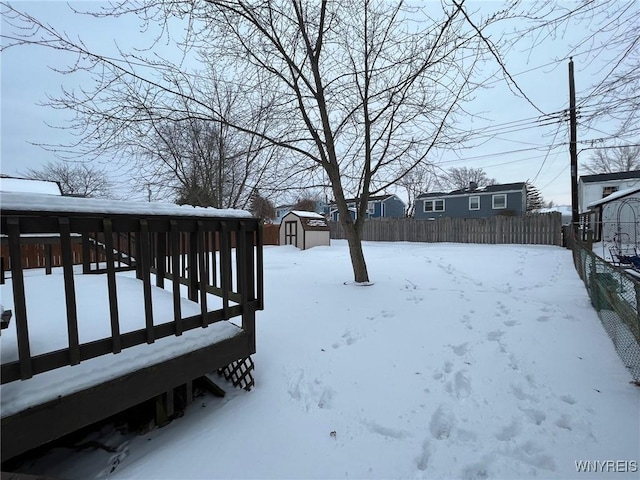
[279,210,330,250]
[585,185,640,244]
[578,170,640,213]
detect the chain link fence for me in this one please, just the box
[566,226,640,382]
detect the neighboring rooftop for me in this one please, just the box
[329,194,400,204]
[417,182,526,199]
[579,170,640,183]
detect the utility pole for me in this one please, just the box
[569,57,579,227]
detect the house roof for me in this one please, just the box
[587,185,640,209]
[579,170,640,183]
[417,182,526,199]
[282,210,329,230]
[328,194,405,206]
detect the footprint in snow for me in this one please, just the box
[559,394,576,405]
[486,330,504,341]
[429,404,456,440]
[520,407,546,425]
[416,439,431,471]
[451,343,469,356]
[495,419,521,441]
[453,370,472,399]
[287,370,335,411]
[461,462,490,480]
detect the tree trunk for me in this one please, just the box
[342,220,370,283]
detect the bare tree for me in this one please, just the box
[516,1,640,138]
[1,1,535,283]
[292,198,318,213]
[249,191,276,223]
[23,161,111,197]
[397,164,444,217]
[445,167,497,191]
[581,145,640,174]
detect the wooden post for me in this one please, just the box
[7,217,32,380]
[82,233,91,274]
[197,221,208,328]
[170,221,183,336]
[188,230,198,302]
[59,217,80,366]
[103,218,121,354]
[156,231,166,288]
[139,219,154,344]
[44,243,52,275]
[220,221,231,320]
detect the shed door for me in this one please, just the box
[284,221,298,246]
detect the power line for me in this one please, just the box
[437,143,567,165]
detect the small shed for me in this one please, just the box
[279,210,330,250]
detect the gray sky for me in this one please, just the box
[1,1,635,205]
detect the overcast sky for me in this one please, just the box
[1,1,636,205]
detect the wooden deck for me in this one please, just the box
[0,197,263,462]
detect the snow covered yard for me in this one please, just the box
[12,240,640,479]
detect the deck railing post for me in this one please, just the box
[135,231,143,280]
[103,218,122,354]
[139,219,155,344]
[59,217,80,366]
[81,233,91,274]
[220,221,231,320]
[256,222,264,311]
[156,230,166,289]
[7,217,33,380]
[197,221,208,327]
[169,220,183,336]
[188,230,198,302]
[44,243,53,275]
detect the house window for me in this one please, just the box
[367,202,375,214]
[492,194,507,209]
[469,196,480,210]
[602,186,619,198]
[424,199,445,212]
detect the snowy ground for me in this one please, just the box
[9,240,640,479]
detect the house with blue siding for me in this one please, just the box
[414,183,527,220]
[328,194,406,222]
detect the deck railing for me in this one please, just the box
[0,208,263,384]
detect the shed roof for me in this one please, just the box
[579,170,640,183]
[282,210,329,230]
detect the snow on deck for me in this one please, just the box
[0,192,252,218]
[0,270,242,418]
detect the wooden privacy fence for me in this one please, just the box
[1,222,281,277]
[329,212,563,245]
